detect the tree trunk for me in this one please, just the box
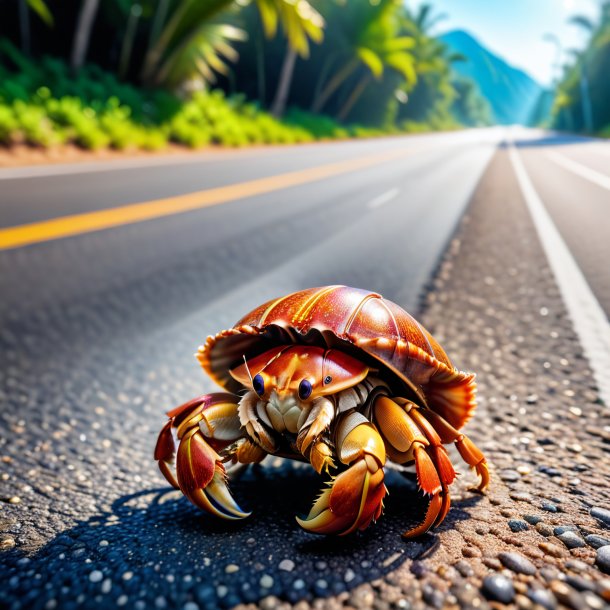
[119,4,142,79]
[255,25,266,107]
[311,58,358,114]
[18,0,31,55]
[337,73,372,122]
[270,45,297,118]
[70,0,101,72]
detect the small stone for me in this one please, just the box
[344,569,355,583]
[565,575,596,592]
[500,470,521,482]
[586,534,610,549]
[499,552,537,575]
[550,580,588,610]
[565,559,589,573]
[524,515,543,525]
[454,560,474,578]
[517,465,532,475]
[557,531,585,549]
[527,587,557,610]
[89,570,103,583]
[8,496,21,504]
[596,546,610,574]
[101,579,112,594]
[539,542,565,558]
[554,525,578,536]
[278,559,294,572]
[183,603,199,610]
[0,536,16,550]
[216,585,228,598]
[541,501,558,513]
[482,574,515,604]
[224,564,239,574]
[536,523,554,537]
[259,575,274,589]
[508,519,529,532]
[591,507,610,527]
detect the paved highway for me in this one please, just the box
[1,128,610,610]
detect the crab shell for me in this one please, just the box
[197,285,476,431]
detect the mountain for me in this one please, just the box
[440,29,547,126]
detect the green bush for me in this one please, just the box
[0,43,437,154]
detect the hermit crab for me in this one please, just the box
[155,286,488,537]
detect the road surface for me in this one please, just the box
[1,128,610,610]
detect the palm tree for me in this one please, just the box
[141,0,323,91]
[311,0,416,118]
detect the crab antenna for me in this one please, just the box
[242,355,254,385]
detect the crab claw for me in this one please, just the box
[297,413,387,535]
[176,427,250,520]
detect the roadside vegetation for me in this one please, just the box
[551,0,610,136]
[0,0,490,153]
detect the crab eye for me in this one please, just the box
[252,374,265,397]
[298,379,313,400]
[324,375,332,385]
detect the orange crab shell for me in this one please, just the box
[197,286,476,431]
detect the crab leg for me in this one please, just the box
[153,393,250,520]
[419,408,489,491]
[373,396,456,538]
[297,412,387,535]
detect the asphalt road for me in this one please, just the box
[1,128,610,610]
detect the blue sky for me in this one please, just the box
[405,0,600,86]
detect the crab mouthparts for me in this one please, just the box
[265,391,305,434]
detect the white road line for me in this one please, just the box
[546,150,610,191]
[367,187,400,209]
[509,144,610,406]
[592,145,610,157]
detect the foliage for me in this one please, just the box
[552,1,610,133]
[0,43,400,151]
[0,0,494,153]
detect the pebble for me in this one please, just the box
[89,570,103,583]
[539,542,565,557]
[278,559,294,572]
[586,534,610,549]
[536,523,554,536]
[591,507,610,527]
[557,531,585,549]
[596,546,610,574]
[500,469,521,482]
[527,587,557,610]
[508,519,529,532]
[259,575,274,589]
[0,536,16,550]
[541,501,558,513]
[224,564,239,574]
[8,496,21,504]
[524,514,543,525]
[554,525,578,535]
[482,574,515,604]
[499,551,537,575]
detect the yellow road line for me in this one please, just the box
[0,147,417,250]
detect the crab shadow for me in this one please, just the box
[1,463,480,610]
